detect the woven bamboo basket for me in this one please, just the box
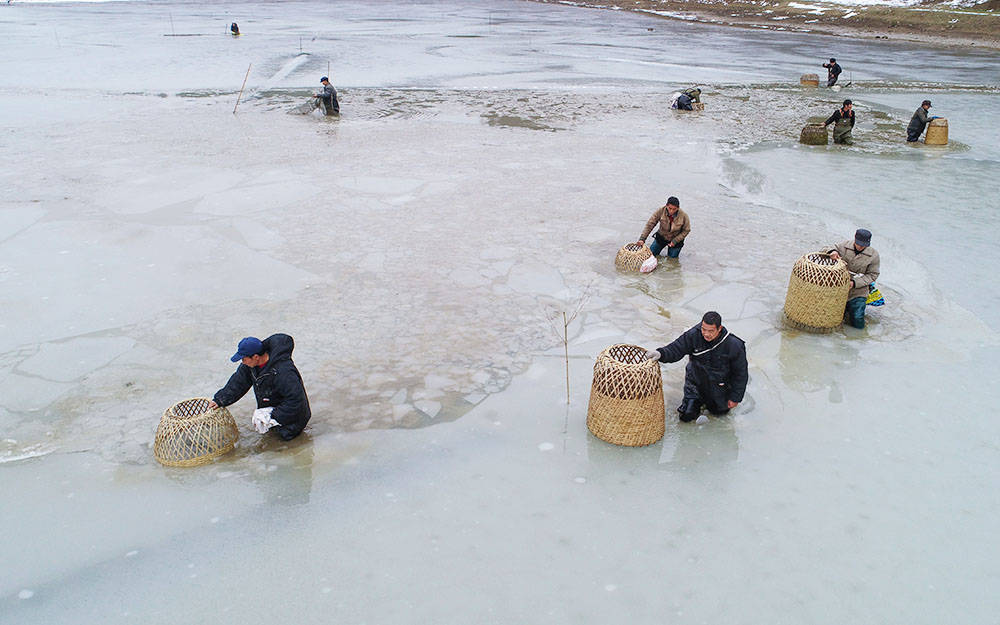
[800,123,828,145]
[925,118,948,145]
[783,253,851,333]
[800,73,819,87]
[154,398,239,467]
[587,344,665,447]
[615,242,653,271]
[691,102,705,111]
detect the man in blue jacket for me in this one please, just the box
[646,311,748,422]
[209,334,311,440]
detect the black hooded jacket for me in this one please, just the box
[213,333,311,438]
[655,324,749,404]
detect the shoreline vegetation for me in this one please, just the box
[533,0,1000,51]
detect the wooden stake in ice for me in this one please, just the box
[233,63,251,115]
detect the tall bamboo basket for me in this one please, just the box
[800,73,819,87]
[925,118,948,145]
[783,253,852,333]
[587,344,665,447]
[154,398,239,467]
[615,242,653,271]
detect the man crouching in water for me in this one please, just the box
[209,333,311,441]
[314,76,340,116]
[646,311,748,422]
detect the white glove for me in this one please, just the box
[252,407,278,434]
[646,349,661,361]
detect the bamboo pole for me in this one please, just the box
[563,311,570,404]
[233,63,251,115]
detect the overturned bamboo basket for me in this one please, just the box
[925,118,948,145]
[800,73,820,87]
[615,242,652,271]
[154,398,239,467]
[587,344,665,447]
[783,252,851,333]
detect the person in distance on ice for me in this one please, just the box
[209,334,312,441]
[645,311,748,423]
[827,229,880,329]
[824,99,855,145]
[822,57,842,87]
[314,76,340,116]
[670,87,701,110]
[906,100,939,142]
[230,22,240,36]
[636,196,691,258]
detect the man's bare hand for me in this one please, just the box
[829,251,841,260]
[208,400,218,409]
[727,400,739,410]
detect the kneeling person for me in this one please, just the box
[209,333,311,441]
[827,228,880,329]
[637,196,691,258]
[314,76,340,116]
[646,311,748,422]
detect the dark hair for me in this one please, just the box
[702,311,722,327]
[922,99,932,106]
[667,196,680,207]
[829,58,836,63]
[843,99,852,106]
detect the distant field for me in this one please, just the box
[539,0,1000,48]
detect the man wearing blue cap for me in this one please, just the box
[208,333,311,440]
[828,229,881,329]
[314,76,339,116]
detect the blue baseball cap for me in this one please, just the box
[231,336,263,362]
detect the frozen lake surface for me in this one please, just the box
[2,1,999,623]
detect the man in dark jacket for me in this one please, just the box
[314,76,339,116]
[209,334,311,441]
[673,93,694,111]
[822,58,842,87]
[824,99,855,145]
[646,311,749,422]
[906,100,937,142]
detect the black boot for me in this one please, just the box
[677,398,700,422]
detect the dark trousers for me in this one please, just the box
[845,296,867,329]
[321,96,339,116]
[827,76,839,87]
[906,129,922,142]
[650,238,682,258]
[677,372,730,421]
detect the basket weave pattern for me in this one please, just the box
[925,118,948,145]
[800,123,828,145]
[154,398,239,467]
[587,344,665,447]
[615,243,653,271]
[800,73,819,87]
[783,253,851,333]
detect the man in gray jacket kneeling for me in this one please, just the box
[829,228,880,329]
